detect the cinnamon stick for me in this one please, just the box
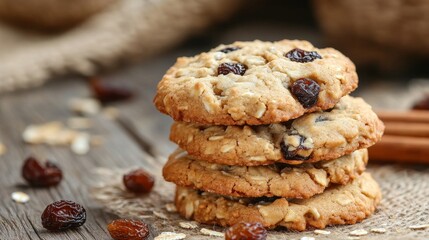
[384,122,429,138]
[368,135,429,164]
[377,110,429,123]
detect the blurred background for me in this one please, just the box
[0,0,428,109]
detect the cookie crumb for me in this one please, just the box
[153,211,168,220]
[200,228,224,237]
[0,143,6,156]
[349,229,368,236]
[154,232,186,240]
[11,192,30,203]
[300,237,315,240]
[179,221,198,229]
[370,228,387,233]
[165,203,177,212]
[314,229,331,235]
[408,224,429,230]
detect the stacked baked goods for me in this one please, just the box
[154,40,384,231]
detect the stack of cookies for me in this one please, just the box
[154,40,384,231]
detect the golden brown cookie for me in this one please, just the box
[164,148,368,198]
[175,173,381,231]
[154,40,358,125]
[170,96,384,165]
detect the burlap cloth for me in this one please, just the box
[0,0,241,93]
[91,158,429,240]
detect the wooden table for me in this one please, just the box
[1,24,428,239]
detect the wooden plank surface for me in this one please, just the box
[0,79,162,239]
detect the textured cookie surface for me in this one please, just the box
[154,40,358,125]
[164,149,367,198]
[175,173,381,231]
[170,96,384,165]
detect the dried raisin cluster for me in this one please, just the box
[290,78,320,108]
[285,48,322,63]
[225,222,267,240]
[218,63,247,76]
[22,157,62,187]
[90,78,134,104]
[108,219,149,240]
[41,200,86,231]
[123,169,155,194]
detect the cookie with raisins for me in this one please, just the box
[170,96,384,165]
[154,40,358,125]
[163,148,368,199]
[174,173,381,230]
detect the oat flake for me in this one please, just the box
[314,229,331,235]
[153,211,168,220]
[349,229,368,236]
[179,221,198,229]
[300,237,315,240]
[11,192,30,203]
[154,232,186,240]
[409,224,429,230]
[371,227,387,233]
[200,228,224,237]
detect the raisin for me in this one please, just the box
[285,48,322,63]
[22,157,62,187]
[225,222,267,240]
[218,63,247,76]
[41,200,86,231]
[219,46,240,53]
[290,78,320,108]
[108,219,149,240]
[90,78,134,104]
[315,116,329,122]
[280,134,311,160]
[412,94,429,110]
[123,169,155,194]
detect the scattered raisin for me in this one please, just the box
[123,169,155,194]
[41,200,86,231]
[22,157,62,187]
[412,94,429,110]
[219,46,240,53]
[290,78,320,108]
[285,48,322,63]
[218,63,247,76]
[90,78,134,104]
[280,134,311,160]
[225,222,267,240]
[108,219,149,240]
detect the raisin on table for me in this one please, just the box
[108,219,149,240]
[123,169,155,194]
[90,78,134,104]
[22,157,62,187]
[41,200,86,231]
[225,222,267,240]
